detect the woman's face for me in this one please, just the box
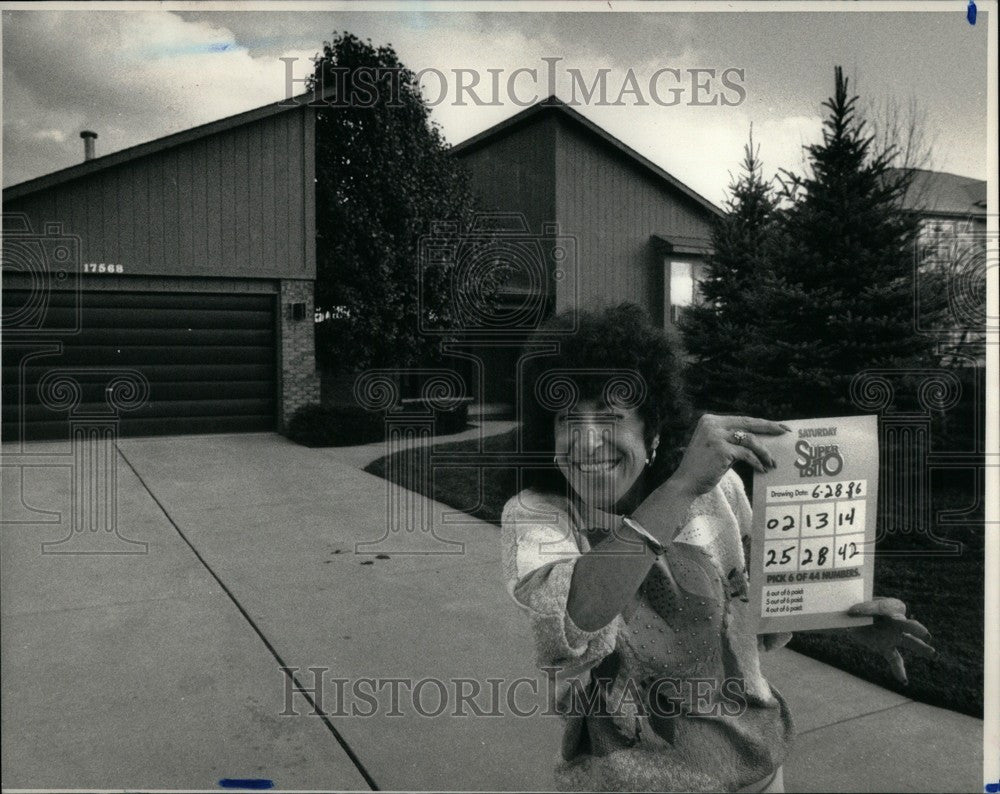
[554,399,655,511]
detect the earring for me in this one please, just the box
[646,449,657,466]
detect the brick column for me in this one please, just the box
[278,279,320,431]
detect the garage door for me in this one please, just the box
[2,289,277,440]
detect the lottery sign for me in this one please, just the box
[747,415,878,632]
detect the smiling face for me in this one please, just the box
[554,399,657,512]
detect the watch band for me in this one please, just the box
[621,515,667,557]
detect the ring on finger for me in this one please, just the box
[732,430,748,446]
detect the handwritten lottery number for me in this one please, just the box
[801,545,829,567]
[836,542,860,562]
[765,545,796,567]
[805,510,830,531]
[835,501,865,534]
[767,513,796,533]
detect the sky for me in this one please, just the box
[1,5,992,205]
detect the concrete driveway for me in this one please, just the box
[1,431,984,791]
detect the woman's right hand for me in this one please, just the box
[667,414,790,497]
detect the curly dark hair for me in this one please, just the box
[515,302,693,505]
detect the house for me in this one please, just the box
[2,93,722,438]
[898,167,987,237]
[450,96,722,405]
[893,168,988,365]
[2,96,320,441]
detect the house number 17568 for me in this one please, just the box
[83,263,124,273]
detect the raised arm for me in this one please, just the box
[567,414,787,632]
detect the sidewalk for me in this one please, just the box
[1,430,983,791]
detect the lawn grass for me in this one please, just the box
[786,552,983,717]
[363,427,984,718]
[364,427,519,523]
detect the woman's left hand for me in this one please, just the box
[845,597,937,685]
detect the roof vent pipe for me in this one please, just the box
[80,130,98,161]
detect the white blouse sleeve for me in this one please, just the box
[499,490,621,675]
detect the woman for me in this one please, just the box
[500,303,935,793]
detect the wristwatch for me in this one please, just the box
[621,515,667,558]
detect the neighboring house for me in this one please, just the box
[451,96,721,404]
[2,96,320,441]
[899,167,987,237]
[893,167,988,366]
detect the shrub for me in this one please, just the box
[285,404,385,447]
[286,400,471,447]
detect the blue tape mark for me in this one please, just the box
[968,0,977,25]
[219,780,274,791]
[984,782,999,793]
[145,41,238,58]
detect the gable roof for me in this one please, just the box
[3,89,325,202]
[451,96,722,218]
[891,167,988,218]
[6,91,725,221]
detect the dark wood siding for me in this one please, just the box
[452,118,559,404]
[3,108,314,280]
[454,115,558,238]
[553,115,714,323]
[452,109,717,402]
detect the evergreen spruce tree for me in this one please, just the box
[748,66,929,420]
[679,129,777,414]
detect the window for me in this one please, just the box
[668,259,702,324]
[919,219,956,241]
[917,217,983,271]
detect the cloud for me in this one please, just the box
[550,104,825,207]
[2,10,313,185]
[2,8,987,196]
[401,34,824,206]
[31,129,68,143]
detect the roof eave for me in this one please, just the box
[452,97,723,219]
[905,207,989,220]
[3,86,333,202]
[651,233,713,256]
